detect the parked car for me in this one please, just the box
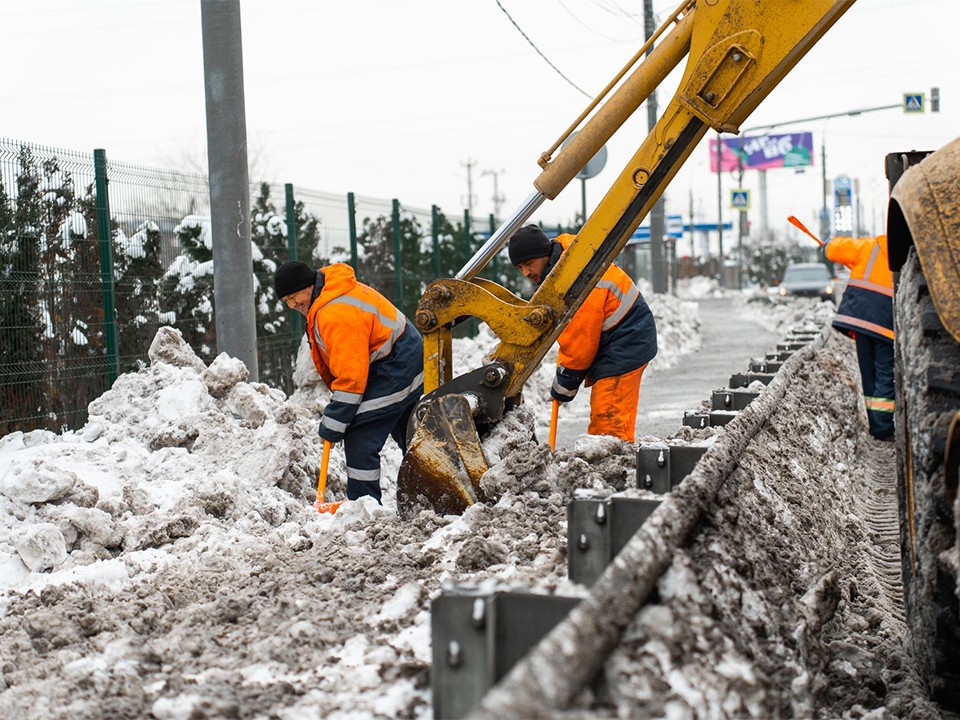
[777,262,836,302]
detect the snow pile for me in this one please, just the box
[737,292,836,336]
[676,275,736,300]
[0,327,329,595]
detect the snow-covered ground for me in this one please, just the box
[0,280,937,719]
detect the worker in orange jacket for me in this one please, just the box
[823,234,894,440]
[274,261,424,502]
[508,225,658,442]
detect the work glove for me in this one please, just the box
[318,415,345,444]
[551,365,586,404]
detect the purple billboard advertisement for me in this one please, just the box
[709,132,814,172]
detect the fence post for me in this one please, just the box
[284,183,304,339]
[347,191,359,276]
[284,183,298,262]
[431,205,440,279]
[392,199,402,309]
[93,149,119,385]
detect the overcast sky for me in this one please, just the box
[3,0,957,245]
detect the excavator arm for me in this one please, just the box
[397,0,857,517]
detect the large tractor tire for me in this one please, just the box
[894,248,960,709]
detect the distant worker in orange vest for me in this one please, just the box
[508,225,658,442]
[824,234,895,440]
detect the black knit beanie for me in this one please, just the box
[274,261,316,298]
[508,225,552,266]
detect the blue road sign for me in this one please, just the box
[631,215,684,240]
[628,218,732,245]
[903,93,924,113]
[731,189,750,210]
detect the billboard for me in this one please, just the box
[709,132,814,172]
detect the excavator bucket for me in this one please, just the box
[396,363,508,518]
[396,393,489,519]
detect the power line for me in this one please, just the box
[557,0,644,42]
[583,0,645,24]
[494,0,592,99]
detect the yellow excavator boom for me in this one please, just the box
[397,0,857,517]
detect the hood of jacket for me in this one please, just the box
[311,263,358,311]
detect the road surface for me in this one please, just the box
[555,295,782,446]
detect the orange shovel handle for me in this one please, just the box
[314,439,344,513]
[549,399,560,450]
[787,215,824,247]
[316,439,332,504]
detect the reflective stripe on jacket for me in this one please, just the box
[550,235,657,395]
[306,264,424,442]
[824,234,894,342]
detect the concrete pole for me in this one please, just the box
[201,0,258,380]
[737,159,745,290]
[716,132,725,286]
[819,137,830,242]
[758,169,768,243]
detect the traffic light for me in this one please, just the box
[931,86,940,113]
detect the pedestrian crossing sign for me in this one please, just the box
[731,189,750,210]
[903,93,924,113]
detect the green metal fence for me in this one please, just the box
[0,138,540,436]
[0,142,106,433]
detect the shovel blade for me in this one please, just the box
[314,500,345,514]
[396,393,489,519]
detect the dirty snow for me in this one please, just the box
[0,280,941,719]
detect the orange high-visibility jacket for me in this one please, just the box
[306,264,423,442]
[824,234,894,342]
[549,234,657,400]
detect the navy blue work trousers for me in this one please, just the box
[854,333,894,439]
[343,403,415,502]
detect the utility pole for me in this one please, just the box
[716,131,725,287]
[758,169,768,243]
[644,0,665,292]
[461,158,477,218]
[736,148,745,290]
[481,168,506,221]
[820,138,830,244]
[201,0,258,380]
[854,178,862,238]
